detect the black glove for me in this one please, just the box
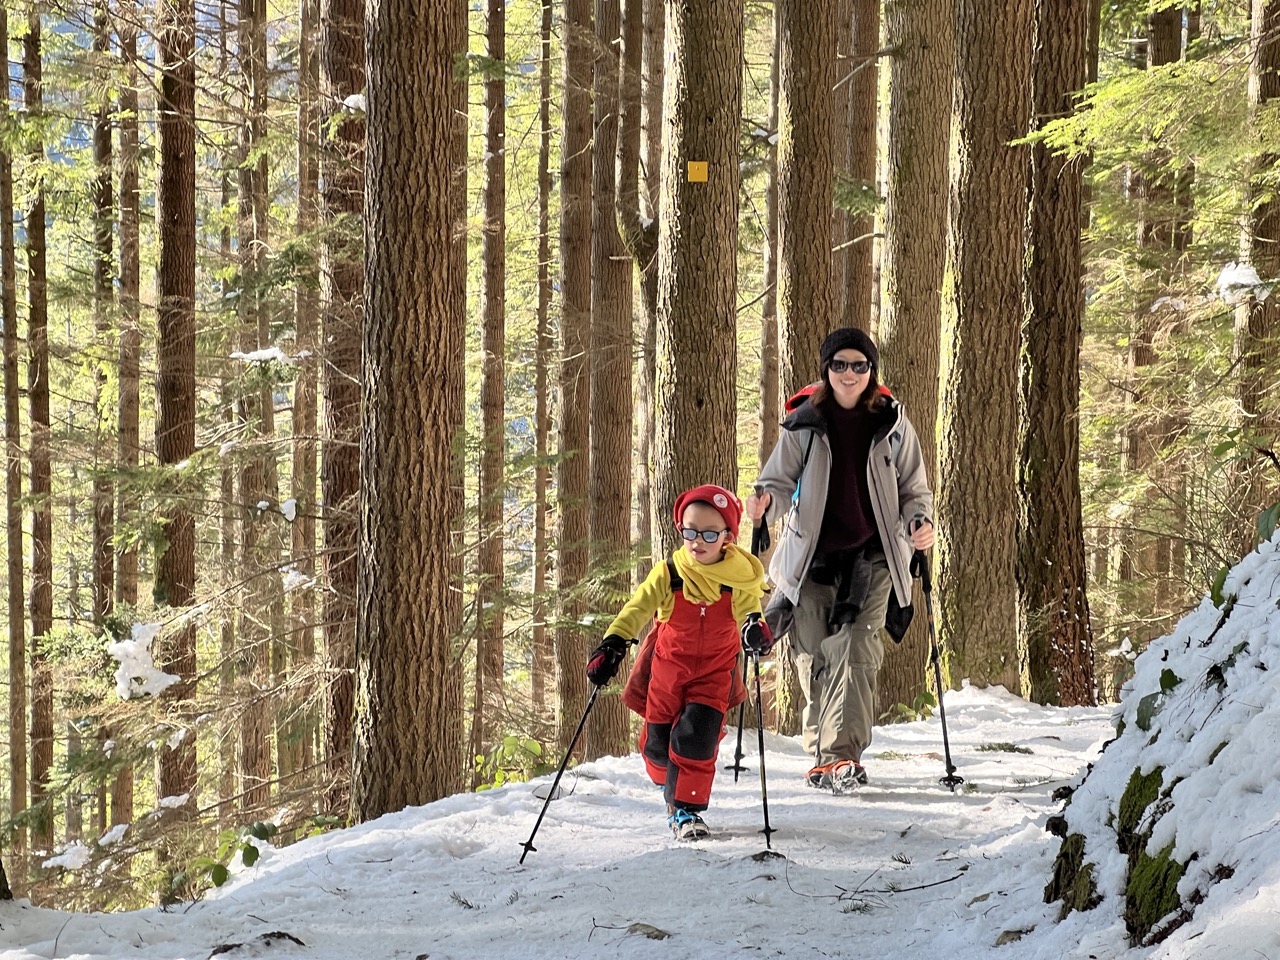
[740,613,775,657]
[586,635,631,686]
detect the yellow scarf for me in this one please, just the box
[671,542,767,606]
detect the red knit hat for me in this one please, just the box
[672,484,743,540]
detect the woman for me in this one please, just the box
[746,327,934,791]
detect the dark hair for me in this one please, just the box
[810,364,887,414]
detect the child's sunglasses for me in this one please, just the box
[680,527,728,543]
[828,359,871,375]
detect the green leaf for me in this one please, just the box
[1159,668,1181,693]
[1210,566,1229,607]
[1257,501,1280,544]
[246,821,278,841]
[210,863,230,887]
[240,842,260,868]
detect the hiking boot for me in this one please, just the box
[667,806,711,841]
[830,759,869,791]
[806,760,869,790]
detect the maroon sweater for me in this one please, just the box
[815,399,878,556]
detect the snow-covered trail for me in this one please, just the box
[1,687,1112,960]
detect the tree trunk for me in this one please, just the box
[587,0,634,760]
[842,0,878,331]
[24,7,54,854]
[445,0,469,798]
[938,0,1032,694]
[532,0,554,728]
[832,0,852,318]
[215,0,237,826]
[617,0,661,575]
[760,5,801,737]
[1119,9,1183,649]
[352,0,461,818]
[875,0,951,714]
[92,0,115,629]
[113,0,141,830]
[474,0,507,780]
[653,0,744,556]
[288,0,321,787]
[155,0,199,828]
[760,6,781,463]
[1234,0,1280,551]
[237,0,275,815]
[0,1,27,885]
[777,0,834,400]
[556,0,594,755]
[1020,0,1096,707]
[321,0,365,809]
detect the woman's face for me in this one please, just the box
[827,348,871,410]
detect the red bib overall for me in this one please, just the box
[638,565,740,812]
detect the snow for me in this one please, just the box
[1214,260,1270,303]
[8,537,1280,960]
[40,842,91,872]
[97,824,128,848]
[341,93,366,113]
[106,622,179,699]
[230,347,294,366]
[280,498,298,522]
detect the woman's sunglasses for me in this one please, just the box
[828,359,872,375]
[680,527,728,543]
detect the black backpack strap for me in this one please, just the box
[667,558,732,595]
[666,558,682,593]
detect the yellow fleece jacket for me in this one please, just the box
[604,542,768,640]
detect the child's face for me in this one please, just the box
[678,502,731,565]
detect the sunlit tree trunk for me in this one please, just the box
[1,1,27,885]
[777,0,834,399]
[1020,0,1096,707]
[587,0,634,760]
[237,0,276,814]
[875,0,951,713]
[556,0,594,755]
[155,0,199,836]
[653,0,744,556]
[841,0,877,331]
[532,0,554,727]
[938,0,1032,694]
[113,0,141,831]
[321,0,365,808]
[352,0,462,818]
[617,0,662,571]
[92,0,115,632]
[24,5,54,854]
[287,0,321,786]
[1234,0,1280,550]
[474,0,507,780]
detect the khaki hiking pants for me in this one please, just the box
[790,549,894,765]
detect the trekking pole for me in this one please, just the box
[725,655,751,781]
[518,685,601,863]
[727,504,772,781]
[751,652,776,848]
[915,550,964,792]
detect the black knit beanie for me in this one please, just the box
[819,327,879,370]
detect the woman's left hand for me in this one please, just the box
[910,520,935,551]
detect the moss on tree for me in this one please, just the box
[1124,843,1185,946]
[1044,832,1100,919]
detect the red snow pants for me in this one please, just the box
[637,586,740,812]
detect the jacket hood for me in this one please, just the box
[781,382,897,433]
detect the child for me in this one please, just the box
[585,484,774,840]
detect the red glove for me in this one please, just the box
[586,635,631,686]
